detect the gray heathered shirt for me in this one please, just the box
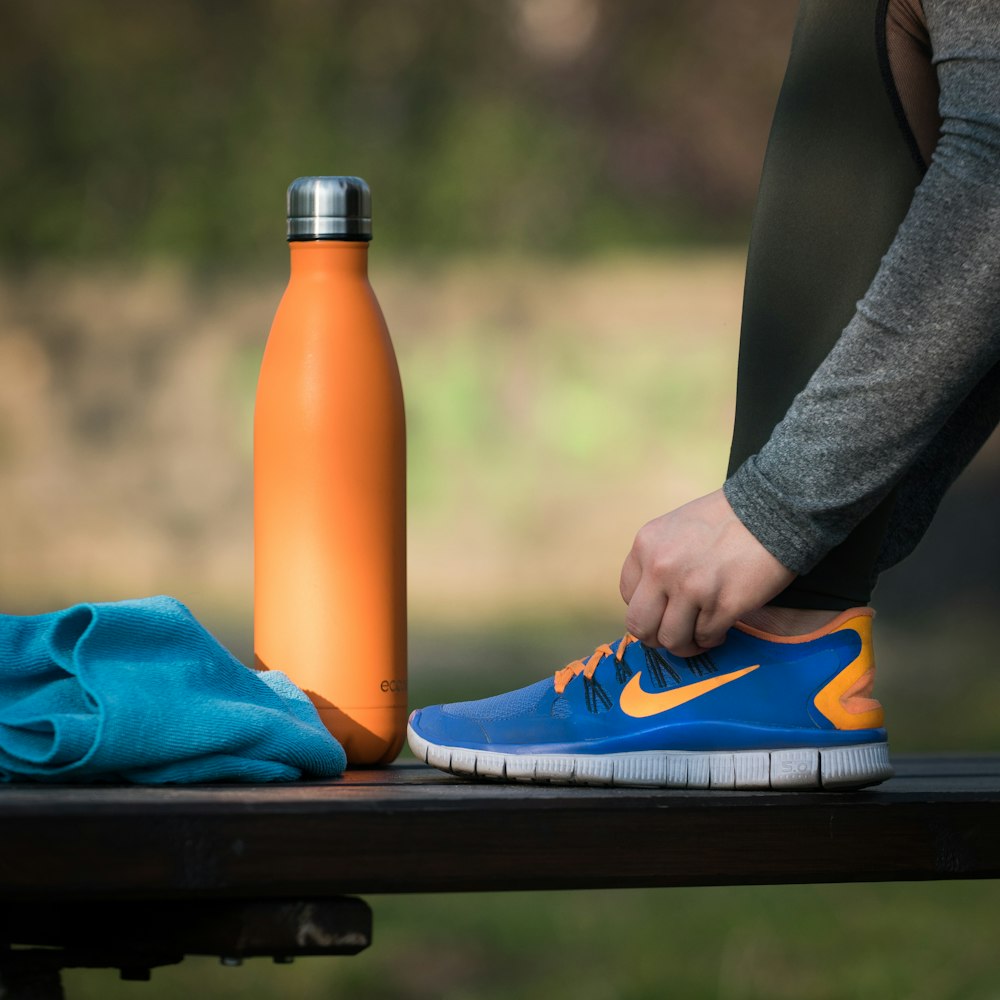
[723,0,1000,576]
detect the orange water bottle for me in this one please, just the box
[254,176,406,766]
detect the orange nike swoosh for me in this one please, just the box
[619,664,760,719]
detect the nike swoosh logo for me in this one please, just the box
[619,664,760,719]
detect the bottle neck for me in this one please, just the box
[288,240,369,279]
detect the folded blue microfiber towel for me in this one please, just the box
[0,595,346,783]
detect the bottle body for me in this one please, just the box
[254,240,406,765]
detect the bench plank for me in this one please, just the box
[0,753,997,898]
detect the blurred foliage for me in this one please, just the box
[5,8,1000,999]
[0,0,795,264]
[62,881,1000,999]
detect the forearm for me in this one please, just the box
[725,0,1000,574]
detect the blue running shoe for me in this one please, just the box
[408,608,891,790]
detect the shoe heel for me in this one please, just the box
[820,742,893,789]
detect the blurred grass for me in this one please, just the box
[4,253,1000,999]
[62,881,1000,1000]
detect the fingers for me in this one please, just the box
[625,584,718,658]
[691,607,730,652]
[620,489,797,658]
[654,597,703,657]
[619,550,641,604]
[623,576,667,644]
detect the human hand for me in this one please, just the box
[619,488,796,657]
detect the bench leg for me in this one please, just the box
[0,950,65,1000]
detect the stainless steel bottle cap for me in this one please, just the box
[286,176,372,241]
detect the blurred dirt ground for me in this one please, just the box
[0,252,745,622]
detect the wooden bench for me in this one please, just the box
[1,753,998,996]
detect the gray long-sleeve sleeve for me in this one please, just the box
[723,0,1000,575]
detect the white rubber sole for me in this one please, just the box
[407,725,893,790]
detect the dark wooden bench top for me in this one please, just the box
[1,753,998,900]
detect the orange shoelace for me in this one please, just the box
[554,633,640,694]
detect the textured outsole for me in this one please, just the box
[407,725,892,790]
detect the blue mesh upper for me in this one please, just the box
[441,677,552,721]
[550,696,573,719]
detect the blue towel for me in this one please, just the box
[0,595,346,783]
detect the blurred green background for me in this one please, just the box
[4,1,1000,997]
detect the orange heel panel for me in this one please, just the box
[812,614,885,730]
[735,606,874,644]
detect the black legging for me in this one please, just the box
[727,0,944,610]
